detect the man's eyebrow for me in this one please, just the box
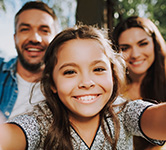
[18,23,50,29]
[40,25,50,28]
[18,23,30,28]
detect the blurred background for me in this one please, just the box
[0,0,165,60]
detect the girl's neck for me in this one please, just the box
[70,114,100,147]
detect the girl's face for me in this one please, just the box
[118,27,154,76]
[52,39,113,119]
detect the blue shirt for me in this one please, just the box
[0,57,18,119]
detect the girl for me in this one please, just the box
[0,25,166,150]
[112,16,166,150]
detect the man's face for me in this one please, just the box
[14,9,57,72]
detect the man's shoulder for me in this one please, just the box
[0,57,17,71]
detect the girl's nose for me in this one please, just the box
[78,75,95,89]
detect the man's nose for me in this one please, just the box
[29,31,42,43]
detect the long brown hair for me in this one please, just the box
[112,16,166,102]
[40,25,126,150]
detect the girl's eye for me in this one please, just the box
[94,67,106,72]
[63,70,76,75]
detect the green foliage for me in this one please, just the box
[112,0,166,40]
[0,0,5,11]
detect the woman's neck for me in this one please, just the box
[126,72,146,100]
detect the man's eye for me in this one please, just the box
[20,28,29,32]
[42,29,49,33]
[94,67,106,72]
[63,70,76,75]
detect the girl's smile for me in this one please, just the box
[51,39,113,118]
[72,94,101,104]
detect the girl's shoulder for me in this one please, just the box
[7,101,53,149]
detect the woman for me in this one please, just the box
[112,16,166,150]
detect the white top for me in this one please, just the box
[9,73,45,119]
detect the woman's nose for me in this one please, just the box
[130,46,141,58]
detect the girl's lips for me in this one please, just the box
[73,94,100,104]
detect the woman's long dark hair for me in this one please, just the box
[112,16,166,102]
[40,25,126,150]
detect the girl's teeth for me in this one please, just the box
[77,95,96,101]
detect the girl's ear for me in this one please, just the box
[51,85,57,93]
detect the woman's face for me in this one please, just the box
[51,39,113,120]
[118,27,154,76]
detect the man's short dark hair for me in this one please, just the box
[14,1,58,32]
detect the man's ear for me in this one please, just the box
[51,85,57,93]
[14,33,16,43]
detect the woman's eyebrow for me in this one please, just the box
[137,38,147,44]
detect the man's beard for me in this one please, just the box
[16,47,44,73]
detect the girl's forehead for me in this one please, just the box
[55,39,110,64]
[58,38,105,53]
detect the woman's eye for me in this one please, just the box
[120,46,129,51]
[94,67,106,72]
[140,42,148,46]
[63,70,76,75]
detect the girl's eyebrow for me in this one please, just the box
[59,63,77,70]
[91,60,107,66]
[59,60,107,71]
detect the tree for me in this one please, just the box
[107,0,166,40]
[0,0,5,11]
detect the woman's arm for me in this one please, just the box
[141,103,166,140]
[0,123,26,150]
